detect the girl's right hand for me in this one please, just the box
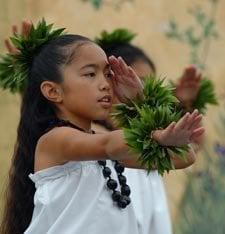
[108,55,144,103]
[152,109,204,147]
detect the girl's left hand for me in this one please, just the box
[108,55,143,103]
[152,109,205,147]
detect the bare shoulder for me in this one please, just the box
[35,126,112,171]
[35,127,81,171]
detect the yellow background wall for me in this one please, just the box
[0,0,225,221]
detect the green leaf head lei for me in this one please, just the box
[0,19,65,93]
[95,28,136,47]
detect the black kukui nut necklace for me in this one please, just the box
[47,119,131,209]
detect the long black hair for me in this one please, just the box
[0,34,92,234]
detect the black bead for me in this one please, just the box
[112,191,122,202]
[123,195,131,205]
[118,175,127,185]
[118,197,127,209]
[102,167,111,178]
[114,163,124,173]
[107,179,118,190]
[121,185,131,196]
[98,160,106,166]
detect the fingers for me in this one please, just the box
[186,109,199,125]
[4,39,19,54]
[109,56,131,76]
[12,25,18,36]
[12,21,31,37]
[188,114,202,131]
[180,65,202,87]
[4,39,14,53]
[196,71,202,82]
[22,20,32,37]
[179,66,196,85]
[109,56,136,86]
[108,56,123,77]
[190,127,205,142]
[127,66,144,88]
[5,20,32,54]
[174,112,190,130]
[165,121,176,135]
[184,66,197,80]
[118,57,129,76]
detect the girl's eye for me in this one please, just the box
[105,70,114,79]
[84,72,96,78]
[106,73,113,79]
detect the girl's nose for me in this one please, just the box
[99,76,111,91]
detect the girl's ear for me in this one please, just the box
[40,81,63,103]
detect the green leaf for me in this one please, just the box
[193,78,218,113]
[95,28,137,46]
[0,19,65,93]
[113,75,190,175]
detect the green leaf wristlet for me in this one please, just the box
[112,75,190,175]
[193,78,218,114]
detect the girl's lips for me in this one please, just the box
[98,94,112,102]
[97,94,112,108]
[98,100,112,109]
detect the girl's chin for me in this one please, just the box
[94,112,110,121]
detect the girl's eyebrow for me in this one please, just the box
[80,63,110,70]
[80,64,97,70]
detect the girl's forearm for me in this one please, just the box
[119,145,196,170]
[105,130,131,160]
[106,131,196,170]
[170,145,196,169]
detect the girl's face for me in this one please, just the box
[131,59,154,80]
[58,42,114,125]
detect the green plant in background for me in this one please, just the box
[81,0,134,9]
[165,0,219,70]
[165,0,219,114]
[82,0,102,9]
[165,1,224,233]
[175,108,225,234]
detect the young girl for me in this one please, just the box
[94,29,203,234]
[1,30,204,234]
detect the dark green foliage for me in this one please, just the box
[0,19,65,93]
[112,75,190,175]
[95,28,136,47]
[82,0,134,9]
[175,104,225,234]
[193,78,218,114]
[175,146,225,234]
[165,0,219,70]
[84,0,102,9]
